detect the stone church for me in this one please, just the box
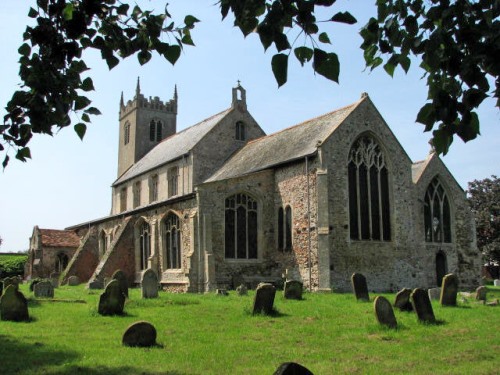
[26,82,480,292]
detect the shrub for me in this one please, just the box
[0,254,27,278]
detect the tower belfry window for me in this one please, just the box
[124,122,130,145]
[150,120,163,142]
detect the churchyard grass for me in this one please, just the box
[1,284,499,374]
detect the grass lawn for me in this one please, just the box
[1,284,499,374]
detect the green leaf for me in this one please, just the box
[331,12,357,25]
[431,127,453,155]
[105,55,120,70]
[16,147,31,162]
[2,155,9,169]
[81,77,94,92]
[398,55,411,73]
[313,49,340,83]
[181,31,195,46]
[383,61,396,77]
[85,107,101,115]
[18,43,31,57]
[74,96,91,111]
[74,123,86,140]
[28,7,38,18]
[294,46,313,67]
[271,53,288,87]
[184,15,200,27]
[81,113,90,123]
[416,103,436,131]
[164,45,181,65]
[318,32,331,44]
[138,50,152,65]
[63,4,74,21]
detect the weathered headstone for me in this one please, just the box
[440,273,458,306]
[494,279,500,287]
[273,362,314,375]
[374,296,398,329]
[216,289,229,296]
[411,288,436,323]
[3,277,19,291]
[351,273,369,302]
[394,288,413,311]
[122,321,157,347]
[236,284,248,296]
[88,279,104,289]
[475,286,487,301]
[34,280,54,298]
[252,283,276,315]
[428,287,441,301]
[112,269,128,298]
[98,279,125,316]
[141,269,158,299]
[49,272,60,288]
[68,275,80,286]
[0,285,29,322]
[284,280,303,300]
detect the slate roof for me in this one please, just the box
[205,98,364,183]
[39,229,80,248]
[113,107,233,186]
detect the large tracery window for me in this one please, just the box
[164,213,181,269]
[139,222,151,270]
[225,193,258,259]
[348,136,391,241]
[424,178,451,243]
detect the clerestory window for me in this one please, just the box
[120,187,127,212]
[225,193,258,259]
[149,174,158,203]
[168,167,179,197]
[348,135,391,241]
[133,181,141,208]
[424,177,451,243]
[164,213,181,269]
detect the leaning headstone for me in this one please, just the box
[440,273,458,306]
[494,279,500,287]
[34,280,54,298]
[98,279,125,316]
[68,275,80,286]
[0,285,29,322]
[428,287,441,301]
[122,321,157,347]
[216,289,229,296]
[252,283,276,315]
[475,286,487,301]
[273,362,314,375]
[284,280,303,300]
[112,269,128,298]
[394,288,413,311]
[351,273,369,301]
[141,269,158,299]
[236,284,248,296]
[374,296,397,329]
[411,288,436,323]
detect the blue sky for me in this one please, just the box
[0,1,498,252]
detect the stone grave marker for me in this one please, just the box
[394,288,413,311]
[141,269,158,299]
[374,296,398,329]
[428,287,441,301]
[112,269,129,298]
[236,284,248,296]
[98,279,125,316]
[273,362,314,375]
[284,280,303,300]
[494,279,500,287]
[475,286,487,301]
[87,279,104,290]
[252,283,276,315]
[50,272,60,288]
[440,273,458,306]
[122,321,157,347]
[411,288,436,323]
[34,280,54,298]
[68,275,80,286]
[351,273,369,301]
[216,289,229,296]
[3,277,19,291]
[0,285,29,322]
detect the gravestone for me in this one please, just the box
[374,296,397,329]
[98,279,125,316]
[3,277,19,291]
[440,273,458,306]
[411,288,436,323]
[394,288,413,311]
[88,279,104,289]
[112,269,129,298]
[49,272,60,288]
[273,362,314,375]
[475,286,487,301]
[252,283,276,315]
[284,280,303,300]
[141,269,158,299]
[494,279,500,287]
[34,280,54,298]
[122,321,157,347]
[68,275,80,286]
[236,284,248,296]
[216,289,229,296]
[428,287,441,301]
[351,273,369,301]
[0,285,29,322]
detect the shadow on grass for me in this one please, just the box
[420,319,446,326]
[49,366,189,375]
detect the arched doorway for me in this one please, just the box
[55,253,69,273]
[435,251,448,287]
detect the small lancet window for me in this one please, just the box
[235,121,246,141]
[168,167,179,197]
[124,122,131,145]
[139,222,151,270]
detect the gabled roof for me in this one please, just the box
[39,229,80,248]
[205,97,364,183]
[113,107,233,186]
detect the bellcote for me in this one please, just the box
[232,82,247,111]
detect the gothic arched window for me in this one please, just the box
[225,193,258,259]
[55,253,69,273]
[149,174,158,203]
[139,222,151,270]
[124,122,131,145]
[424,178,452,243]
[235,121,246,141]
[164,213,181,269]
[168,167,179,197]
[150,119,163,142]
[278,206,292,251]
[348,135,391,241]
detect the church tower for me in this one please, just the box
[117,78,178,177]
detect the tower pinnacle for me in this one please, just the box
[135,77,141,98]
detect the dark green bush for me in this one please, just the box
[0,254,27,278]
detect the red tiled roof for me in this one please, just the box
[39,229,80,248]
